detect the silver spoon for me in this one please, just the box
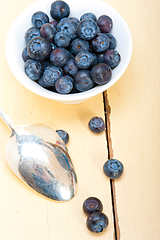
[0,108,77,202]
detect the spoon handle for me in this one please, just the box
[0,108,16,130]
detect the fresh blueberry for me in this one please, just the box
[50,47,69,67]
[27,36,52,61]
[86,212,109,233]
[103,159,124,179]
[70,38,90,56]
[88,116,105,134]
[83,197,103,216]
[25,28,41,45]
[24,59,43,80]
[57,19,78,40]
[75,51,95,69]
[22,47,30,62]
[80,12,97,22]
[104,50,121,69]
[55,75,73,94]
[56,129,69,144]
[38,77,51,89]
[31,11,49,29]
[42,65,63,86]
[77,19,99,40]
[91,63,112,85]
[97,15,113,33]
[40,23,57,42]
[91,33,110,53]
[63,59,78,77]
[54,31,71,48]
[105,33,117,49]
[69,17,79,23]
[74,70,94,92]
[50,0,70,21]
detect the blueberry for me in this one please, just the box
[104,50,121,69]
[77,19,99,40]
[91,33,110,53]
[27,36,52,61]
[57,19,78,40]
[50,0,70,21]
[38,77,51,89]
[70,38,90,56]
[24,59,43,80]
[103,159,124,179]
[75,51,95,69]
[22,47,30,62]
[43,65,63,86]
[25,28,41,45]
[91,63,112,85]
[55,75,73,94]
[31,11,49,29]
[86,212,109,233]
[56,129,69,144]
[74,70,94,92]
[54,31,71,48]
[40,23,57,42]
[80,13,97,22]
[97,15,113,33]
[88,116,105,134]
[63,59,78,77]
[50,47,69,67]
[105,33,117,49]
[83,197,103,216]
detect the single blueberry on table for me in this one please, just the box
[54,31,71,48]
[83,197,103,216]
[63,58,79,77]
[80,12,97,22]
[91,63,112,85]
[70,38,90,56]
[57,19,78,40]
[24,59,43,80]
[27,36,52,61]
[40,23,57,42]
[55,75,73,94]
[25,28,41,45]
[103,159,124,179]
[104,50,121,69]
[31,11,49,29]
[91,33,110,53]
[88,116,105,134]
[86,212,109,233]
[22,47,30,62]
[43,65,63,86]
[50,47,69,67]
[74,70,94,92]
[50,0,70,21]
[56,129,69,144]
[97,15,113,33]
[77,19,99,40]
[75,51,95,69]
[105,33,117,49]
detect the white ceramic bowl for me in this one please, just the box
[6,0,132,104]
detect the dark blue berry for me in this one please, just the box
[56,129,69,144]
[103,159,124,179]
[74,70,94,92]
[38,77,51,89]
[57,19,78,40]
[54,31,71,48]
[50,47,69,67]
[91,63,112,85]
[88,117,105,133]
[77,19,99,40]
[31,11,49,29]
[105,33,117,49]
[97,15,113,33]
[40,23,57,42]
[63,59,78,77]
[25,28,41,45]
[27,36,52,61]
[70,38,90,56]
[50,0,70,21]
[83,197,103,216]
[55,75,73,94]
[80,13,97,22]
[86,212,109,233]
[104,50,121,69]
[22,47,30,62]
[91,33,110,53]
[24,59,43,80]
[43,65,63,86]
[75,51,95,69]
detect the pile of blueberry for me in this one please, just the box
[22,0,121,94]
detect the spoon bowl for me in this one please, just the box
[0,108,77,202]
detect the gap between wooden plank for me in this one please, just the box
[103,91,120,240]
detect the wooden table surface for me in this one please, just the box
[0,0,160,239]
